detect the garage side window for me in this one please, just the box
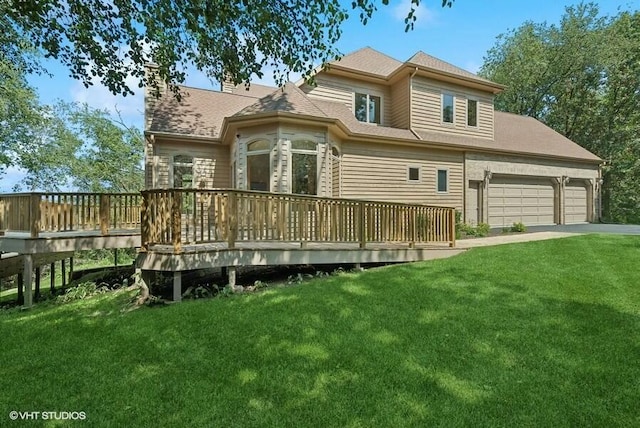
[437,169,448,193]
[407,166,420,182]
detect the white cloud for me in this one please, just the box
[391,0,436,27]
[70,75,143,127]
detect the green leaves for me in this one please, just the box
[5,0,454,97]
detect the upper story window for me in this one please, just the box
[442,93,454,124]
[467,99,478,127]
[354,93,381,124]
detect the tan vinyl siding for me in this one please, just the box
[301,75,352,107]
[411,76,494,139]
[340,141,463,210]
[390,77,410,129]
[153,138,230,189]
[465,153,600,181]
[302,75,392,127]
[144,136,154,189]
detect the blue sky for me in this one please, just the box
[4,0,637,191]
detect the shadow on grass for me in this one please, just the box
[1,235,639,426]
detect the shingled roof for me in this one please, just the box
[148,86,259,138]
[327,47,403,78]
[406,51,500,87]
[146,48,599,163]
[234,83,328,118]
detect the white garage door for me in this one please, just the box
[489,176,556,227]
[565,183,588,223]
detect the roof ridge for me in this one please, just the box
[174,84,265,100]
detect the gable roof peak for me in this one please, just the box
[233,81,327,118]
[328,47,403,78]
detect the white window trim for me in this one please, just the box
[407,165,421,183]
[466,98,479,128]
[246,138,273,192]
[441,92,455,126]
[170,153,194,189]
[437,168,450,194]
[353,92,383,125]
[288,138,320,195]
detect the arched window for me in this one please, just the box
[247,139,270,191]
[291,139,317,195]
[173,155,193,188]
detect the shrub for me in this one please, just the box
[475,223,490,237]
[457,222,490,238]
[510,222,527,233]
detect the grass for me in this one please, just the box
[1,234,639,427]
[0,250,135,304]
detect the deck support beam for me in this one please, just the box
[228,266,237,289]
[173,271,182,302]
[23,254,33,308]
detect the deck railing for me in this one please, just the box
[140,189,456,253]
[0,193,141,238]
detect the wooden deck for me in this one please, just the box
[1,189,459,306]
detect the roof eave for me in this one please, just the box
[404,63,505,93]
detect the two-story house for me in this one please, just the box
[145,47,601,228]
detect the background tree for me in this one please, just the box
[480,3,640,223]
[14,102,144,193]
[2,0,452,98]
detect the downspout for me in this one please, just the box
[409,67,422,140]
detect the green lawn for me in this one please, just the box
[1,235,639,427]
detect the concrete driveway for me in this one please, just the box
[458,223,640,249]
[523,223,640,235]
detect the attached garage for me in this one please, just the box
[488,176,556,227]
[564,182,588,223]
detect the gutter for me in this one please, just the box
[145,130,222,143]
[409,67,423,140]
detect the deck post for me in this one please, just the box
[61,259,67,287]
[29,193,41,238]
[359,202,366,249]
[34,267,41,301]
[23,254,33,308]
[228,266,237,289]
[449,209,456,248]
[50,262,55,293]
[69,257,74,281]
[173,271,182,302]
[140,192,150,251]
[17,273,24,305]
[171,191,182,254]
[99,194,110,235]
[227,191,238,249]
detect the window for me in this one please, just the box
[442,93,454,124]
[354,93,381,124]
[408,166,420,182]
[291,140,317,195]
[467,99,478,127]
[173,155,193,188]
[437,169,448,193]
[247,139,270,191]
